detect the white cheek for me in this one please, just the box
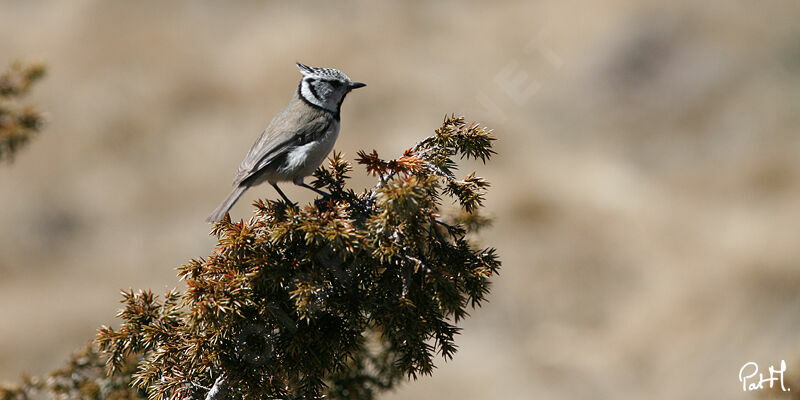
[301,84,320,106]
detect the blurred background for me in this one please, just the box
[1,1,800,399]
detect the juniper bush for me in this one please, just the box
[1,116,499,400]
[0,62,46,162]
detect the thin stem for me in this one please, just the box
[205,374,227,400]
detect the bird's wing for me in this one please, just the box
[233,104,332,185]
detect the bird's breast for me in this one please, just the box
[279,120,340,178]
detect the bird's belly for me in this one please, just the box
[277,126,339,179]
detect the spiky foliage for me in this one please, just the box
[0,62,46,162]
[0,344,143,400]
[2,116,498,400]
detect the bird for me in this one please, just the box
[207,63,366,222]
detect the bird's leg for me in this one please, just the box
[293,180,330,198]
[271,183,296,206]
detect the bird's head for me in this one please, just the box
[297,62,365,113]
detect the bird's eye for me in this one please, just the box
[329,80,343,88]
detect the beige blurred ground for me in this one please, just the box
[1,1,800,399]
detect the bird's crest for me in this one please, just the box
[296,62,352,82]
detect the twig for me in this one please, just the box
[205,374,227,400]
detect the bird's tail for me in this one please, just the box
[207,185,249,223]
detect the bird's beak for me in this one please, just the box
[349,82,366,90]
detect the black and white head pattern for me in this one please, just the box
[297,62,364,115]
